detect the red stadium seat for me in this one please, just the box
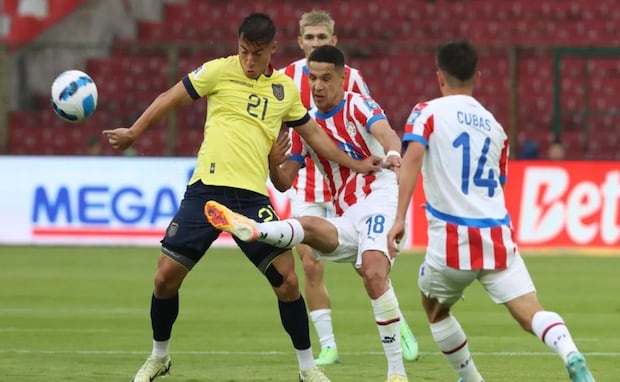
[6,0,619,158]
[586,115,620,159]
[3,0,84,47]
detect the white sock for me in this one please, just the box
[295,347,315,371]
[531,311,578,363]
[310,309,337,350]
[430,315,484,382]
[390,281,412,332]
[256,219,305,248]
[371,287,406,378]
[151,339,170,358]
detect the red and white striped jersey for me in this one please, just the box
[403,94,516,270]
[291,92,394,216]
[281,58,370,203]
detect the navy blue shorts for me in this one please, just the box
[160,182,286,271]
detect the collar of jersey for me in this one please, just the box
[314,98,345,119]
[264,63,275,78]
[253,64,275,79]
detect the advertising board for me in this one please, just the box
[0,157,617,250]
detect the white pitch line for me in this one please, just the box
[1,350,619,356]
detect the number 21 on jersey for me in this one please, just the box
[247,94,268,120]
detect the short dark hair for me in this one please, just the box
[307,45,345,70]
[238,13,276,46]
[436,40,478,82]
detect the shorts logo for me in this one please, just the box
[272,84,284,100]
[167,222,179,237]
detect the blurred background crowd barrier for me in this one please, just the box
[0,0,618,159]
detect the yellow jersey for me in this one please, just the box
[183,55,309,195]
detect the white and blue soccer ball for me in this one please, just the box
[51,69,98,123]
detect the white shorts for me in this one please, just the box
[417,252,536,305]
[290,199,335,219]
[314,188,397,268]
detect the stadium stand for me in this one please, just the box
[1,0,84,47]
[3,0,619,158]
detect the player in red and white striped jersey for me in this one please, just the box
[292,92,392,216]
[280,10,368,207]
[401,97,513,271]
[388,40,595,382]
[282,57,368,205]
[210,45,410,381]
[279,10,417,367]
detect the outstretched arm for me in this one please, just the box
[368,118,403,173]
[103,81,193,150]
[294,118,383,174]
[387,141,425,257]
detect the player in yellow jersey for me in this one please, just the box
[103,13,381,382]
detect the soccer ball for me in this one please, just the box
[51,69,98,123]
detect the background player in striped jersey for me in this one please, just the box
[388,40,595,382]
[103,13,385,382]
[207,45,411,382]
[280,9,418,365]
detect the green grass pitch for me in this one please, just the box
[1,246,618,381]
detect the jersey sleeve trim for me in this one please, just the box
[182,75,200,100]
[285,113,311,128]
[426,202,511,228]
[290,153,306,167]
[403,133,428,147]
[366,114,387,132]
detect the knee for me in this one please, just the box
[359,254,389,285]
[359,266,382,284]
[359,267,388,297]
[153,271,182,298]
[280,267,299,290]
[301,253,322,279]
[153,254,188,297]
[273,267,301,301]
[265,260,298,289]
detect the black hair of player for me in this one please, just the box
[436,40,478,82]
[307,45,345,71]
[238,13,276,46]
